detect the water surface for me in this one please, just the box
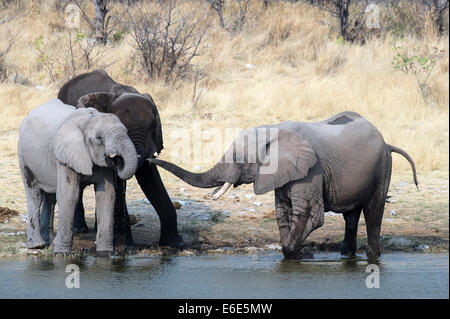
[0,252,447,298]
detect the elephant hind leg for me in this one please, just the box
[40,192,56,246]
[363,150,392,258]
[24,182,45,249]
[73,188,89,233]
[340,208,362,257]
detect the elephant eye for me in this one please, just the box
[96,135,102,141]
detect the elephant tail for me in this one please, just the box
[388,144,419,190]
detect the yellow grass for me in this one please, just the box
[0,0,448,177]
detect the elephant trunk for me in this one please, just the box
[106,132,138,180]
[149,158,226,189]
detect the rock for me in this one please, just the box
[385,237,412,248]
[244,194,255,200]
[179,187,186,192]
[247,208,256,213]
[192,165,202,171]
[253,201,262,207]
[129,214,137,225]
[390,209,397,216]
[142,199,150,204]
[221,211,231,218]
[245,63,256,69]
[417,244,430,250]
[173,201,182,209]
[265,244,282,250]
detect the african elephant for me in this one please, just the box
[18,98,138,254]
[58,69,184,249]
[148,111,418,259]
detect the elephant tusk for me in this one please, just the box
[108,153,116,158]
[153,152,159,158]
[211,182,232,200]
[207,185,223,198]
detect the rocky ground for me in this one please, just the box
[0,151,448,257]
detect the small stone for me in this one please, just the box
[390,209,397,216]
[265,244,282,250]
[417,244,429,250]
[173,201,182,209]
[192,165,202,171]
[142,199,150,204]
[253,201,262,207]
[134,223,144,227]
[179,187,186,192]
[244,194,255,200]
[245,63,256,69]
[129,214,137,225]
[247,208,256,212]
[221,211,231,218]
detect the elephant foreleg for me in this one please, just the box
[113,176,134,248]
[340,208,362,257]
[54,164,80,254]
[274,188,291,249]
[95,171,115,255]
[135,162,184,249]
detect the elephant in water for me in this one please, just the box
[148,111,418,259]
[18,98,138,254]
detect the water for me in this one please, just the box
[0,252,448,299]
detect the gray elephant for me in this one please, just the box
[18,98,138,254]
[148,111,418,259]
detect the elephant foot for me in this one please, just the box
[159,233,185,250]
[366,246,381,259]
[282,246,303,260]
[27,237,47,249]
[96,250,114,257]
[340,242,357,257]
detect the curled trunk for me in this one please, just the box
[106,133,138,180]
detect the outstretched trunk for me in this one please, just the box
[150,158,226,188]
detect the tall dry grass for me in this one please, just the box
[0,0,448,175]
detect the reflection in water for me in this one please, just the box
[0,252,448,299]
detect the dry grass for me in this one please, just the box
[1,1,448,173]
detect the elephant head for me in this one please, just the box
[76,92,163,167]
[53,108,138,180]
[149,126,317,196]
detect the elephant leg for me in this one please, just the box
[40,192,56,246]
[283,171,324,259]
[73,188,89,233]
[340,208,362,257]
[135,162,184,249]
[24,182,45,249]
[95,171,115,254]
[363,150,392,258]
[274,188,291,249]
[53,165,80,254]
[113,176,134,248]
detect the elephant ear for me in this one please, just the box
[254,129,317,195]
[143,93,164,153]
[77,92,120,113]
[53,113,95,176]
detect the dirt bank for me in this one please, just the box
[0,159,448,257]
